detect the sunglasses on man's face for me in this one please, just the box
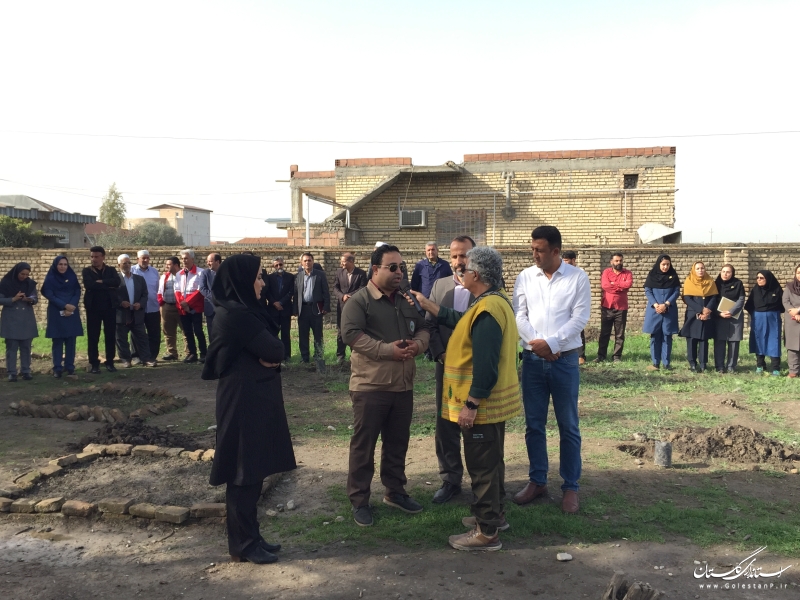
[378,263,400,272]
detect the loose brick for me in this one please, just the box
[201,449,215,462]
[61,500,97,517]
[190,503,226,518]
[155,506,189,524]
[165,448,185,457]
[35,496,66,513]
[98,497,135,514]
[76,451,101,463]
[82,443,108,455]
[129,503,157,519]
[14,471,42,486]
[49,454,78,467]
[10,498,38,513]
[186,449,204,461]
[0,497,13,512]
[106,444,133,456]
[0,484,24,499]
[39,464,64,478]
[131,445,158,457]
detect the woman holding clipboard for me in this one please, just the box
[712,264,745,373]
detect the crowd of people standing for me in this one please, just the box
[0,236,798,562]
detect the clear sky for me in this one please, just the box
[1,0,798,244]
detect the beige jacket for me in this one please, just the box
[341,281,430,392]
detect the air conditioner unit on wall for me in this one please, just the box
[399,209,426,228]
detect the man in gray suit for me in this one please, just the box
[293,252,331,365]
[427,235,476,504]
[116,254,154,368]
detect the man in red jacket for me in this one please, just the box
[174,249,207,364]
[595,252,633,363]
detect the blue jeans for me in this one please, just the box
[521,351,582,492]
[649,331,673,368]
[52,337,77,373]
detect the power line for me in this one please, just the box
[0,177,285,197]
[1,129,800,144]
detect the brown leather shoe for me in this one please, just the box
[561,490,579,514]
[513,482,549,505]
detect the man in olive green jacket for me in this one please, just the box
[341,244,430,527]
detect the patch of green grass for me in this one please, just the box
[678,406,720,426]
[765,427,800,448]
[263,482,800,556]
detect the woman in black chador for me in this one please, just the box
[202,254,296,565]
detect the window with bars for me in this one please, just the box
[435,210,487,247]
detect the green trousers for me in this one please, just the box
[462,421,506,535]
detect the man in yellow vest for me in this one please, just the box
[411,246,520,551]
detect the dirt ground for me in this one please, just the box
[1,356,799,599]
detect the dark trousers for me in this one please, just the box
[131,311,161,361]
[579,330,586,360]
[756,354,780,371]
[180,312,207,357]
[714,340,740,372]
[435,361,463,486]
[597,307,627,360]
[86,309,116,367]
[336,306,348,358]
[206,312,215,339]
[463,422,506,536]
[347,390,413,508]
[116,318,151,363]
[268,309,292,360]
[51,337,76,374]
[298,304,323,362]
[225,482,262,557]
[686,337,709,369]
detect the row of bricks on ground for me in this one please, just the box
[0,497,225,522]
[4,445,215,496]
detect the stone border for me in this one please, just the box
[6,383,188,423]
[0,444,283,524]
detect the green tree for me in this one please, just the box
[99,182,127,227]
[0,216,44,247]
[134,221,184,246]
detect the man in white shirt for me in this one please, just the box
[511,226,591,514]
[131,249,162,365]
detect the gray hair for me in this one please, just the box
[466,246,503,288]
[117,254,131,264]
[425,241,438,248]
[179,249,195,258]
[273,256,284,263]
[137,249,150,258]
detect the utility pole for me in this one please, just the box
[709,228,713,243]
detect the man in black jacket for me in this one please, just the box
[82,246,120,373]
[293,252,330,364]
[334,252,367,364]
[265,256,295,361]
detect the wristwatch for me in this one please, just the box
[465,399,480,410]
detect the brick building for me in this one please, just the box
[279,147,677,248]
[0,195,96,248]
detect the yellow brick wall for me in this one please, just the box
[348,165,675,248]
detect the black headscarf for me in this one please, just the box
[744,270,784,313]
[714,264,745,301]
[0,262,36,297]
[41,255,80,297]
[201,255,277,380]
[643,254,680,289]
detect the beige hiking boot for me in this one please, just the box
[448,524,502,551]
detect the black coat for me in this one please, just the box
[116,273,149,325]
[293,268,331,316]
[82,265,120,312]
[679,295,718,340]
[265,270,295,321]
[334,267,367,318]
[209,329,296,486]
